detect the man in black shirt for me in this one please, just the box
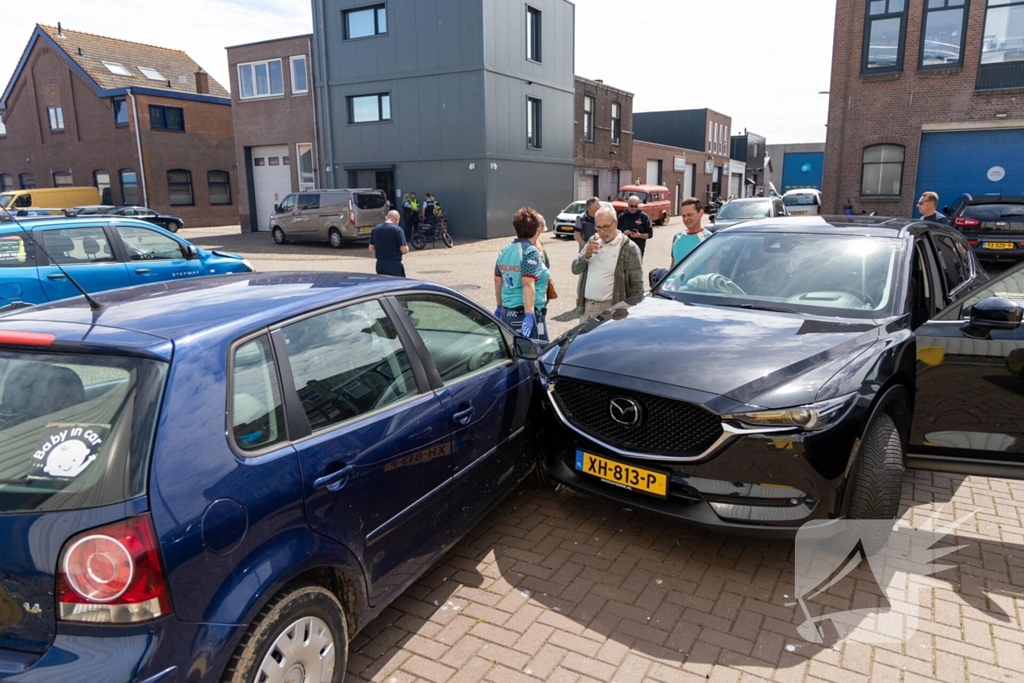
[573,197,600,250]
[617,195,653,257]
[369,210,410,277]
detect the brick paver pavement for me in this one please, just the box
[344,473,1024,683]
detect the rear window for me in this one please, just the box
[784,194,819,206]
[0,352,167,514]
[0,235,34,268]
[962,204,1024,221]
[355,192,387,210]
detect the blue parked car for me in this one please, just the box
[0,216,253,306]
[0,273,540,682]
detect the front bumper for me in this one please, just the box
[553,222,576,236]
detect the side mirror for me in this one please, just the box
[184,244,199,260]
[649,267,669,289]
[513,336,539,360]
[273,204,281,214]
[942,206,950,214]
[963,297,1024,334]
[709,214,716,223]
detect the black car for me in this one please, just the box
[537,216,1024,536]
[104,205,184,232]
[946,194,1024,262]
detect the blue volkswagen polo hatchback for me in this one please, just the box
[0,215,253,306]
[0,273,540,682]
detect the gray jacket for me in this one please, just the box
[571,236,645,314]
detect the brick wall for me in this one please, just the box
[632,140,729,212]
[574,77,633,174]
[823,0,1024,216]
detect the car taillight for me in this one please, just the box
[348,199,356,226]
[967,239,979,247]
[955,216,980,229]
[57,515,172,624]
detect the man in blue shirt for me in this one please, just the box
[671,198,713,266]
[369,210,410,277]
[918,192,949,226]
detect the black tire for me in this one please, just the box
[272,227,288,245]
[410,232,427,250]
[329,228,344,249]
[221,583,348,683]
[166,221,180,233]
[846,412,904,522]
[441,231,454,248]
[658,213,668,226]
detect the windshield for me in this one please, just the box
[717,200,774,220]
[0,352,167,514]
[658,232,902,319]
[355,192,387,210]
[784,194,819,206]
[962,204,1024,220]
[617,190,648,202]
[0,194,14,209]
[563,202,586,215]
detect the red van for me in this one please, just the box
[611,185,672,225]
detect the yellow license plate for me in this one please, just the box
[575,451,669,498]
[790,210,807,216]
[358,226,373,233]
[985,242,1014,250]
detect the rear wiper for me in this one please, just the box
[713,302,799,314]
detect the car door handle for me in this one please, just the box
[314,465,354,492]
[453,407,474,426]
[47,273,67,280]
[135,268,151,274]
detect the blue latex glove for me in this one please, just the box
[521,312,536,338]
[494,306,503,318]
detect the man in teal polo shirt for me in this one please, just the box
[671,197,713,266]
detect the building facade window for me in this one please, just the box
[862,0,908,73]
[861,144,905,196]
[344,4,387,40]
[583,96,594,141]
[53,171,73,187]
[611,103,621,144]
[19,173,35,190]
[0,174,13,192]
[290,55,308,94]
[149,105,185,131]
[120,169,139,205]
[527,6,542,62]
[94,171,112,204]
[348,93,391,123]
[168,170,194,206]
[981,0,1024,64]
[921,0,969,68]
[527,97,542,148]
[297,143,315,191]
[112,97,129,126]
[47,106,65,132]
[238,59,284,99]
[208,171,231,205]
[0,114,6,137]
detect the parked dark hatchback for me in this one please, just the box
[538,216,1024,536]
[0,273,540,682]
[103,206,184,233]
[946,194,1024,262]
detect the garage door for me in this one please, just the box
[729,173,741,198]
[577,174,596,200]
[915,129,1024,217]
[252,145,292,232]
[646,160,661,187]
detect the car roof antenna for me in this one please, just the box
[0,206,105,311]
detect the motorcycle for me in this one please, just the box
[410,212,454,250]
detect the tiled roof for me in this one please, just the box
[38,25,230,98]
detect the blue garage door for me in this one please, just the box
[915,129,1024,217]
[781,152,824,193]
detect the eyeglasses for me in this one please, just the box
[596,222,617,229]
[628,204,639,208]
[917,200,928,206]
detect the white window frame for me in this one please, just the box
[0,114,6,137]
[290,56,309,95]
[138,67,165,81]
[237,59,285,100]
[611,103,620,144]
[48,106,65,132]
[101,61,131,76]
[296,143,315,191]
[526,6,543,63]
[583,96,594,141]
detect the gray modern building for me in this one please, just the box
[312,0,575,239]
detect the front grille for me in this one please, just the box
[552,378,723,457]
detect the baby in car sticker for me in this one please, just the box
[28,425,108,480]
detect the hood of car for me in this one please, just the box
[555,212,580,222]
[544,297,882,406]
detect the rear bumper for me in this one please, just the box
[964,235,1024,261]
[339,225,373,240]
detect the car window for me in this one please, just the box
[717,201,773,220]
[115,226,184,261]
[138,210,157,217]
[952,266,1024,320]
[961,204,1024,221]
[783,194,819,206]
[930,232,969,294]
[565,202,585,214]
[231,335,287,453]
[617,190,648,202]
[42,227,115,265]
[297,193,320,211]
[397,294,510,384]
[279,195,296,212]
[281,300,418,433]
[0,234,33,267]
[355,192,386,210]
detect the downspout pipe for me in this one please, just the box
[315,0,336,188]
[309,35,321,190]
[126,87,148,206]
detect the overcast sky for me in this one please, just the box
[1,0,835,143]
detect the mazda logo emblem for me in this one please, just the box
[609,397,642,426]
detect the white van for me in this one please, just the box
[268,189,390,247]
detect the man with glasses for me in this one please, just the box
[618,195,653,258]
[918,192,948,226]
[571,207,644,322]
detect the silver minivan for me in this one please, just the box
[269,188,390,247]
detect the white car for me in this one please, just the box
[551,201,614,238]
[782,189,823,216]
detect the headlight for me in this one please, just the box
[724,394,856,432]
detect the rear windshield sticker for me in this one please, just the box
[28,425,108,480]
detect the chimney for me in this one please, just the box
[595,79,603,84]
[77,47,83,56]
[195,69,209,95]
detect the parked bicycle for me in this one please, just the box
[410,212,454,249]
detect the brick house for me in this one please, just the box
[0,25,236,227]
[823,0,1024,217]
[227,35,319,233]
[574,76,633,201]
